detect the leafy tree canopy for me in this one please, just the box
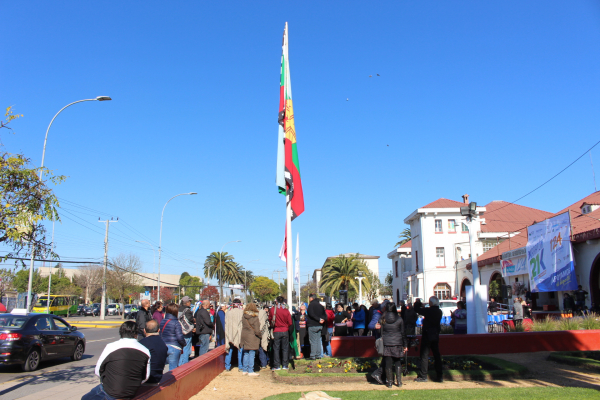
[250,276,279,303]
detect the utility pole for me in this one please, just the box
[355,271,365,306]
[99,217,118,321]
[274,269,284,288]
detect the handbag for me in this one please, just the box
[375,337,384,356]
[270,305,278,338]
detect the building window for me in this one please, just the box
[396,288,400,303]
[482,241,496,253]
[395,260,399,278]
[434,283,451,300]
[436,247,445,266]
[462,223,469,232]
[435,219,442,233]
[448,219,456,233]
[415,250,419,272]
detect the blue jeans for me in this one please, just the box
[259,347,269,368]
[242,349,256,373]
[166,344,181,371]
[308,326,322,359]
[325,327,333,356]
[178,335,193,366]
[225,346,244,371]
[198,334,210,356]
[82,384,116,400]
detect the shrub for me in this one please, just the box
[531,316,558,332]
[506,323,526,332]
[440,325,454,334]
[557,317,580,331]
[579,313,600,330]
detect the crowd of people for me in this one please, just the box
[83,294,448,399]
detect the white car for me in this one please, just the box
[438,300,459,317]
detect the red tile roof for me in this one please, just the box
[422,198,467,208]
[400,240,412,248]
[481,201,552,234]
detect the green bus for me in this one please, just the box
[33,295,78,315]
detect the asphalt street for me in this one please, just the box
[0,325,120,400]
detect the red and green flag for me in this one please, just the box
[276,22,305,220]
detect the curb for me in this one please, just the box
[70,324,122,329]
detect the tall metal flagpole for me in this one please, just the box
[286,197,293,305]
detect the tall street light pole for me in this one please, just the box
[355,271,365,306]
[240,259,259,302]
[158,192,197,301]
[26,96,112,312]
[219,240,241,302]
[136,240,157,300]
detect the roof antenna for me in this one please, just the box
[590,151,597,192]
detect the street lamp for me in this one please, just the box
[219,240,241,302]
[157,192,197,301]
[355,271,365,306]
[136,240,157,300]
[26,96,112,312]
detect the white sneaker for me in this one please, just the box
[242,372,248,376]
[248,372,260,377]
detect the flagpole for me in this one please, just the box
[286,197,293,305]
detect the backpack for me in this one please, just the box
[178,308,194,335]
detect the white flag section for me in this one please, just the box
[279,234,286,262]
[295,233,300,284]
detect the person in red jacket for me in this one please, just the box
[269,296,293,370]
[324,304,335,356]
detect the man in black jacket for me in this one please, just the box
[139,320,168,384]
[306,294,327,360]
[195,299,214,357]
[414,296,443,383]
[135,299,152,340]
[400,301,418,336]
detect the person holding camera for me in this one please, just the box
[414,296,443,383]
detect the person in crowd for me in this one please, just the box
[195,299,214,357]
[258,303,270,368]
[307,294,327,360]
[367,300,379,335]
[135,299,152,340]
[574,285,588,313]
[139,320,168,384]
[488,298,499,315]
[323,304,335,356]
[159,302,186,371]
[521,298,531,320]
[225,299,245,371]
[178,296,195,366]
[333,303,351,336]
[451,301,467,334]
[269,296,293,370]
[295,304,309,358]
[368,301,384,338]
[400,301,417,335]
[352,302,366,336]
[345,305,354,336]
[513,297,523,328]
[414,297,443,383]
[374,302,407,388]
[240,302,262,376]
[83,321,150,400]
[563,293,575,313]
[151,301,164,325]
[215,303,227,347]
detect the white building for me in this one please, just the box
[391,195,551,303]
[387,241,412,303]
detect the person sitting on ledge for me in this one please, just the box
[140,319,168,384]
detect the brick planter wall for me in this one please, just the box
[330,329,600,358]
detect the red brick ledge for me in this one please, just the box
[133,345,226,400]
[331,329,600,358]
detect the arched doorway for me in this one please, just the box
[489,271,505,301]
[460,278,471,300]
[589,252,600,306]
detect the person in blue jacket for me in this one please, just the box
[368,300,388,338]
[352,303,366,336]
[159,302,186,371]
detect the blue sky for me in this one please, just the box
[2,1,600,285]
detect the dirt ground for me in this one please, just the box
[190,352,600,400]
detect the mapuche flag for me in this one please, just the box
[276,22,305,220]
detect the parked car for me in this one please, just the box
[81,306,95,317]
[106,304,121,316]
[124,304,137,320]
[438,300,459,317]
[91,303,101,317]
[76,305,85,316]
[0,312,86,371]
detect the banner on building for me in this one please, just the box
[501,247,527,277]
[526,212,577,292]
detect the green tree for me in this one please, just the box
[395,227,411,248]
[250,276,279,303]
[180,275,204,300]
[489,280,500,299]
[0,268,15,299]
[364,270,382,302]
[13,268,44,293]
[320,254,371,298]
[300,280,317,304]
[179,272,190,283]
[0,107,65,264]
[108,253,143,317]
[204,252,243,286]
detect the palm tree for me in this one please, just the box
[395,227,411,247]
[320,254,371,298]
[204,252,243,287]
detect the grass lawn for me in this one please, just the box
[548,351,600,371]
[263,387,599,400]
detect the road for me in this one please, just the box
[0,325,120,400]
